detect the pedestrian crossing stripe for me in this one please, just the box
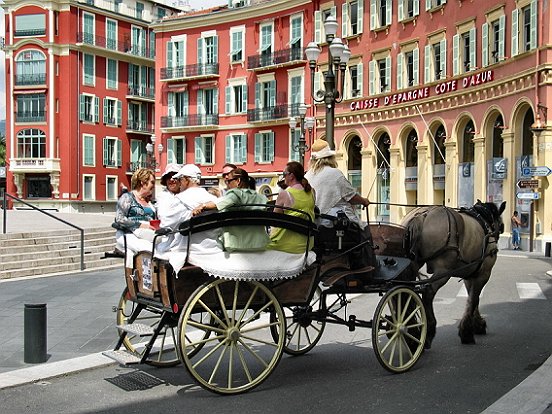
[516,282,547,300]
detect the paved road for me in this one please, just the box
[0,252,551,413]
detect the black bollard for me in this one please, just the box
[546,242,551,258]
[24,303,47,363]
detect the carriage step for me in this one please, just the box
[116,323,154,336]
[102,350,142,365]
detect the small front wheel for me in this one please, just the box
[372,286,427,373]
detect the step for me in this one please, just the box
[0,238,117,256]
[0,227,114,241]
[0,248,121,271]
[102,349,141,365]
[0,231,116,248]
[0,243,118,263]
[116,323,155,336]
[0,258,123,279]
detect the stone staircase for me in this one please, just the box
[0,227,123,279]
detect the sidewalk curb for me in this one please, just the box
[0,353,116,390]
[481,353,552,414]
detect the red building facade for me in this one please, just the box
[3,0,181,212]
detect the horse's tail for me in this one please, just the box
[405,214,425,263]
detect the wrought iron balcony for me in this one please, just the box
[16,111,46,123]
[127,85,155,99]
[77,32,154,59]
[248,47,305,70]
[247,104,289,122]
[14,29,45,37]
[126,160,155,173]
[160,114,219,128]
[77,0,154,22]
[15,73,46,86]
[126,120,154,133]
[160,63,219,80]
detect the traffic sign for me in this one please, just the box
[516,192,541,200]
[517,179,539,189]
[521,166,552,177]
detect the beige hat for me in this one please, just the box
[310,139,336,159]
[160,163,181,185]
[174,164,202,180]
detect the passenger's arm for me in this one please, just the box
[348,193,370,208]
[273,190,293,214]
[192,201,217,216]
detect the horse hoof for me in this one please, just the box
[460,336,476,345]
[424,341,432,350]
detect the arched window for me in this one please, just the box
[462,120,475,162]
[347,136,362,170]
[433,125,447,164]
[522,110,534,156]
[17,129,46,158]
[405,130,418,167]
[15,50,46,86]
[492,115,504,158]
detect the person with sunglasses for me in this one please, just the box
[192,168,269,252]
[267,161,316,254]
[155,163,185,252]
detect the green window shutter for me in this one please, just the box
[342,3,349,37]
[530,0,537,50]
[197,38,204,65]
[225,86,231,114]
[84,136,94,165]
[167,92,174,117]
[240,134,247,163]
[398,0,404,21]
[425,0,432,11]
[482,23,489,67]
[268,132,274,162]
[130,140,140,162]
[94,96,100,123]
[80,95,85,121]
[225,135,232,163]
[385,0,392,26]
[213,89,218,114]
[241,85,248,113]
[412,48,419,85]
[357,0,364,33]
[183,91,189,115]
[213,35,219,63]
[103,98,108,124]
[197,90,204,115]
[385,56,391,92]
[511,8,519,57]
[498,15,505,61]
[370,0,377,30]
[128,64,134,87]
[413,0,419,17]
[195,137,203,164]
[254,133,261,162]
[440,39,447,78]
[452,34,459,75]
[397,52,404,90]
[116,139,122,167]
[167,138,175,164]
[269,80,276,107]
[103,138,108,165]
[117,100,122,126]
[314,11,321,43]
[469,27,476,70]
[424,45,431,83]
[167,41,173,67]
[255,83,261,108]
[357,62,363,95]
[369,59,375,95]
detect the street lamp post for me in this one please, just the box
[288,104,315,165]
[305,15,351,150]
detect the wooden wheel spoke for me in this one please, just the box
[241,299,274,327]
[235,285,260,326]
[399,295,413,321]
[192,337,229,370]
[214,284,231,327]
[235,342,253,383]
[237,338,270,368]
[207,341,228,384]
[198,299,228,330]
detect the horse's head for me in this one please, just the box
[476,200,506,236]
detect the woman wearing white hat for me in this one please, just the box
[155,163,183,251]
[305,139,370,228]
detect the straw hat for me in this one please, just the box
[310,139,336,159]
[160,163,181,185]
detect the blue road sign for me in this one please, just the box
[522,166,552,177]
[516,192,541,200]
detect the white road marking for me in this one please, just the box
[516,283,547,300]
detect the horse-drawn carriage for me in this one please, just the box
[104,200,506,394]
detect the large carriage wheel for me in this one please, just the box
[270,286,326,356]
[116,288,180,367]
[178,279,285,394]
[372,286,427,373]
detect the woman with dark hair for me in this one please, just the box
[192,168,269,251]
[268,161,316,253]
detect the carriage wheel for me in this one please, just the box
[270,286,326,356]
[372,286,427,373]
[178,279,285,395]
[116,288,180,367]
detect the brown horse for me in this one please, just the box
[401,201,506,347]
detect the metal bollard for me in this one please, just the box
[546,242,551,258]
[24,304,47,363]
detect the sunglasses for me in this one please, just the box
[224,177,239,183]
[222,172,231,178]
[282,171,290,177]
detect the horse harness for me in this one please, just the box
[409,204,501,278]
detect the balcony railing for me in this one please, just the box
[14,29,46,37]
[77,0,154,22]
[248,47,305,70]
[247,104,289,122]
[11,158,60,172]
[160,114,219,128]
[126,120,154,133]
[77,32,154,59]
[127,85,155,99]
[160,63,219,80]
[16,111,46,123]
[15,73,47,86]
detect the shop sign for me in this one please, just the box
[491,157,507,180]
[200,178,219,187]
